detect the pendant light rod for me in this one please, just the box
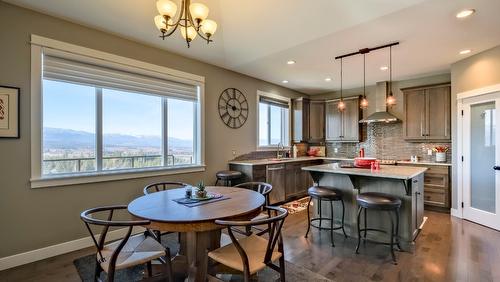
[363,53,366,97]
[334,42,399,60]
[340,57,343,99]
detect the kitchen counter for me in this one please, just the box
[302,163,427,180]
[397,160,451,167]
[228,157,451,167]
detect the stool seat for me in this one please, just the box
[308,186,343,200]
[216,170,243,179]
[357,192,401,210]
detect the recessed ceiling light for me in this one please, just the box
[459,49,471,55]
[325,77,332,82]
[282,80,289,84]
[380,66,389,71]
[287,60,296,65]
[456,9,475,19]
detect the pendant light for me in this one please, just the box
[337,58,346,112]
[360,53,368,109]
[386,45,396,107]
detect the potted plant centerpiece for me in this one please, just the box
[432,146,449,162]
[195,181,207,198]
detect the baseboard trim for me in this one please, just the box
[450,208,462,218]
[0,227,145,271]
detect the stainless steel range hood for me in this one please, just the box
[359,81,400,124]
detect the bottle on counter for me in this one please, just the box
[292,145,298,158]
[360,148,365,158]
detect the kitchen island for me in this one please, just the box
[302,163,427,251]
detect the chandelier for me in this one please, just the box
[154,0,218,48]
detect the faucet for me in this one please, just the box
[277,142,284,159]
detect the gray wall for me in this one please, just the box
[0,2,305,258]
[450,45,500,210]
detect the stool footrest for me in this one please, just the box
[310,218,344,231]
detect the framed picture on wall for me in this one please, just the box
[0,86,20,138]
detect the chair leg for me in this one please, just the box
[330,200,335,247]
[305,197,312,238]
[107,268,115,282]
[341,199,347,238]
[318,199,322,228]
[215,178,219,186]
[389,210,397,264]
[146,261,152,277]
[94,259,102,282]
[355,206,363,254]
[279,255,286,282]
[395,207,402,251]
[155,230,162,243]
[363,207,367,239]
[164,247,174,282]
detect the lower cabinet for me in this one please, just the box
[285,162,314,199]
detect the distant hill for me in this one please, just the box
[43,127,192,149]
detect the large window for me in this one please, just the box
[31,37,203,186]
[257,92,290,147]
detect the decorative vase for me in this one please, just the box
[196,189,207,198]
[436,152,446,162]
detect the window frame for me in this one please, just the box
[30,35,205,188]
[256,90,291,149]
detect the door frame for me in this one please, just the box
[456,83,500,221]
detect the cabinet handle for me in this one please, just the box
[267,166,284,171]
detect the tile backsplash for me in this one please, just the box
[326,123,452,162]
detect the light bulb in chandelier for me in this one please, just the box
[200,19,217,38]
[156,0,177,18]
[386,93,396,106]
[337,100,346,111]
[360,97,368,109]
[154,15,173,32]
[190,3,209,23]
[181,26,198,41]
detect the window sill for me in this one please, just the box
[30,165,206,189]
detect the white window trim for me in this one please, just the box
[256,90,291,150]
[30,35,206,188]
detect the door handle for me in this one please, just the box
[494,166,500,170]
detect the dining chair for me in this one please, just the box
[206,206,288,282]
[234,182,273,236]
[143,181,189,243]
[80,205,173,282]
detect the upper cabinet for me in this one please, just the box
[325,96,361,142]
[403,84,451,141]
[292,98,325,143]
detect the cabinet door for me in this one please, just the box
[266,164,286,204]
[292,98,310,142]
[342,98,360,141]
[426,86,451,140]
[325,101,343,141]
[309,101,325,142]
[404,89,427,140]
[285,163,296,198]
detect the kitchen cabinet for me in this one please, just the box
[410,175,425,237]
[325,96,361,142]
[403,84,451,141]
[285,162,315,198]
[309,100,325,142]
[399,163,450,210]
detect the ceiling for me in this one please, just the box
[6,0,500,94]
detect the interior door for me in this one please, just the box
[462,92,500,230]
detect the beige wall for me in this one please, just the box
[0,2,305,258]
[450,45,500,209]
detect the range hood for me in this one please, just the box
[359,81,400,124]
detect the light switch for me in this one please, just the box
[427,149,433,156]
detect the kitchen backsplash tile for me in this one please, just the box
[326,123,452,162]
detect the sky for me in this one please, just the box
[43,79,194,140]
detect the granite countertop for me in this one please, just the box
[228,157,451,167]
[302,163,428,180]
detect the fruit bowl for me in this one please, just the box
[354,157,377,168]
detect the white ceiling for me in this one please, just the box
[6,0,500,94]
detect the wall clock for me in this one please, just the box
[218,88,248,129]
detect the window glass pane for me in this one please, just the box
[259,103,269,146]
[168,98,195,166]
[103,89,162,170]
[42,80,96,174]
[270,105,282,145]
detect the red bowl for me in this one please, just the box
[354,157,376,168]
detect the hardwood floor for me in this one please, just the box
[1,210,499,281]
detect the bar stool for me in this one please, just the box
[305,186,347,247]
[355,192,402,264]
[215,170,242,186]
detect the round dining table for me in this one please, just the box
[128,186,265,281]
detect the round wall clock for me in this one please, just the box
[218,88,248,129]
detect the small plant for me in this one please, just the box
[432,146,449,153]
[195,181,207,198]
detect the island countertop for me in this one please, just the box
[302,163,427,180]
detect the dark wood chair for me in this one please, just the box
[143,182,189,243]
[206,206,288,282]
[80,205,173,282]
[234,182,273,235]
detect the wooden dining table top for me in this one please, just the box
[128,186,265,227]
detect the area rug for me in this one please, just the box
[74,233,331,282]
[281,196,310,214]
